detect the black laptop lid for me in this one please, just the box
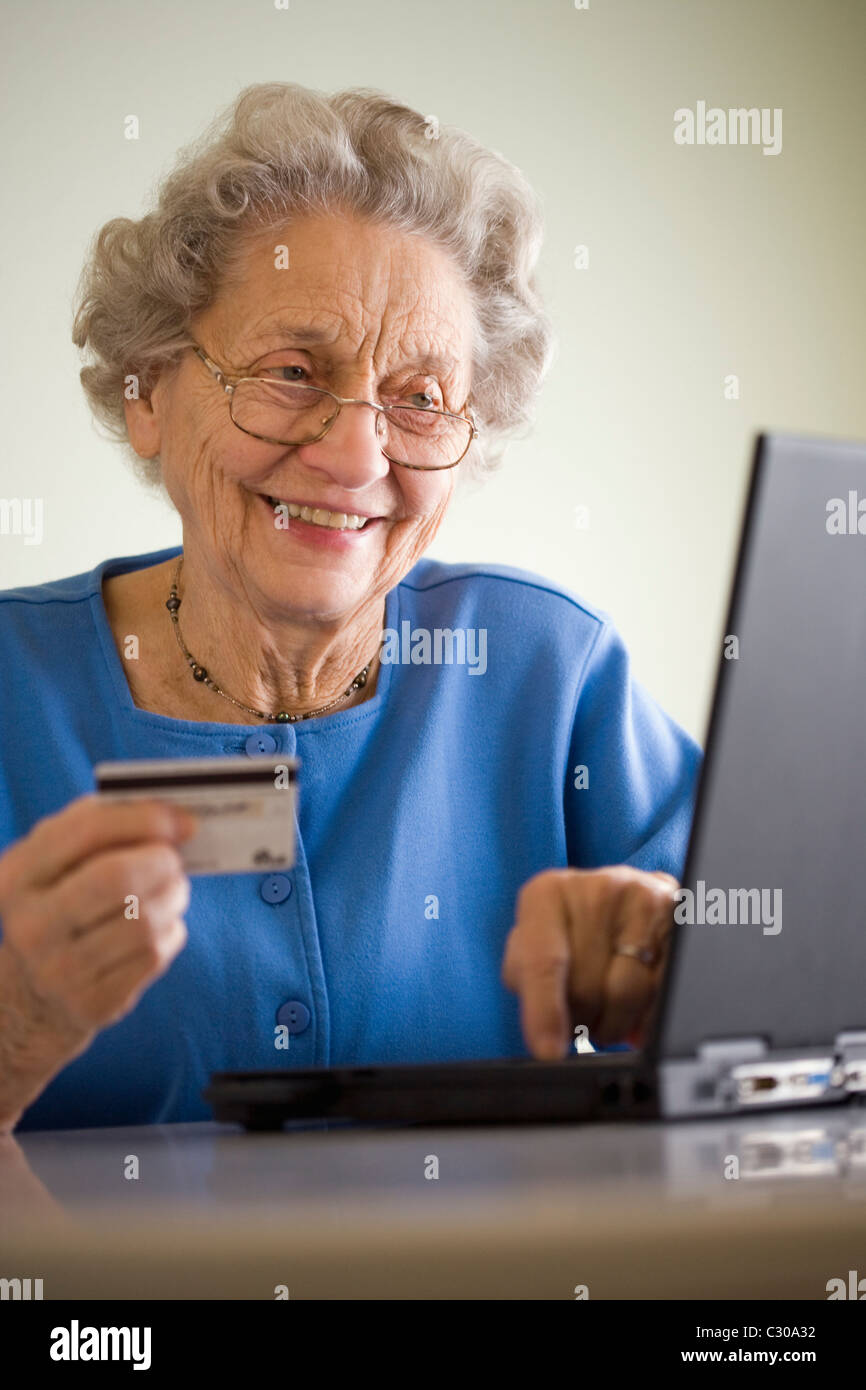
[658,433,866,1058]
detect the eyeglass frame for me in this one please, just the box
[188,340,479,471]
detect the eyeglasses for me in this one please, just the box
[189,341,479,471]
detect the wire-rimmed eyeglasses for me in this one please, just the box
[189,341,478,471]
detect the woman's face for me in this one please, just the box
[131,209,476,625]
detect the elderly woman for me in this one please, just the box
[0,83,700,1132]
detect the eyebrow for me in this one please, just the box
[256,323,334,350]
[249,323,460,377]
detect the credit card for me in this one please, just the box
[93,756,298,875]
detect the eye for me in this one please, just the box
[267,364,311,383]
[402,389,443,410]
[256,361,314,384]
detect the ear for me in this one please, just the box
[124,382,162,459]
[124,356,181,459]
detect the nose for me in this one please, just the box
[294,397,391,490]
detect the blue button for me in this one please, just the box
[276,1000,310,1034]
[245,731,278,756]
[260,874,293,905]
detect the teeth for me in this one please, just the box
[268,499,369,530]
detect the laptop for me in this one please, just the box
[204,432,866,1129]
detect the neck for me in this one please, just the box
[168,551,385,719]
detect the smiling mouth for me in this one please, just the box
[265,497,375,531]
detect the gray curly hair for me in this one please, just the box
[72,82,555,486]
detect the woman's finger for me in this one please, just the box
[558,868,639,1033]
[4,796,194,895]
[503,873,573,1059]
[592,878,677,1042]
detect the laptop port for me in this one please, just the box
[741,1075,777,1094]
[731,1057,834,1106]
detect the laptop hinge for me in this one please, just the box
[697,1037,767,1064]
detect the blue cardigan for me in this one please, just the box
[0,546,702,1129]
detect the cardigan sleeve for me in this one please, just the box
[564,617,703,878]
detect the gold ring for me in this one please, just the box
[613,942,658,968]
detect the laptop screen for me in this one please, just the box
[658,433,866,1056]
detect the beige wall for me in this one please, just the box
[1,0,864,739]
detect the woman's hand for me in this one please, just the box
[501,866,679,1059]
[0,795,196,1131]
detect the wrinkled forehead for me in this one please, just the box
[201,210,476,378]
